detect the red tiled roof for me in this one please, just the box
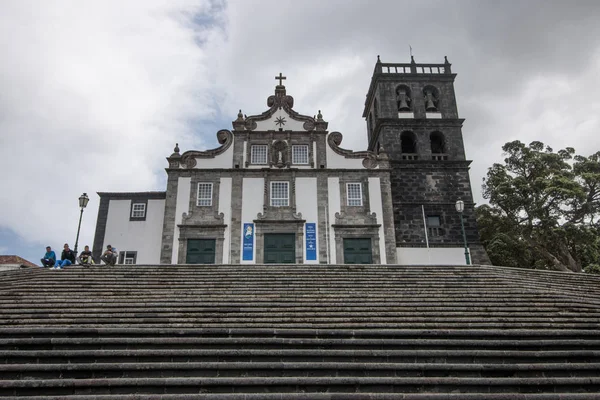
[0,255,38,268]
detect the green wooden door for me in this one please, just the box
[264,234,295,264]
[343,238,373,264]
[186,239,216,264]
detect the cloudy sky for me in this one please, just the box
[1,0,599,264]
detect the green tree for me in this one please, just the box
[478,140,600,272]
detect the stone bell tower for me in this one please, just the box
[363,56,489,264]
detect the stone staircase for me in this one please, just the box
[0,264,599,399]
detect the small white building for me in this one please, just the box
[92,81,396,265]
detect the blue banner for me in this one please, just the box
[242,223,254,261]
[305,223,317,261]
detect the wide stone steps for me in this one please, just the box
[3,394,600,400]
[1,264,599,397]
[2,376,600,396]
[3,361,600,379]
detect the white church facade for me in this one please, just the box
[92,58,490,265]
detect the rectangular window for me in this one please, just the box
[347,183,363,206]
[427,216,441,227]
[118,251,137,265]
[251,145,268,164]
[197,183,213,206]
[270,181,289,207]
[292,145,309,164]
[131,203,146,218]
[427,216,442,237]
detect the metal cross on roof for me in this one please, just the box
[275,73,286,86]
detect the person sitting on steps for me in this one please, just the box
[54,243,75,270]
[40,246,56,268]
[101,244,118,266]
[78,245,94,267]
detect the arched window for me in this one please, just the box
[430,131,445,154]
[400,131,417,154]
[374,98,379,118]
[396,85,412,112]
[423,85,440,112]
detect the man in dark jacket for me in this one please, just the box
[54,243,76,269]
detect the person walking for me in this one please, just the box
[40,246,56,268]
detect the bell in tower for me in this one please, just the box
[396,85,412,112]
[424,87,438,112]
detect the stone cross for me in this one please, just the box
[275,73,286,86]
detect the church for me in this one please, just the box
[92,56,489,266]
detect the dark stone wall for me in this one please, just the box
[374,76,459,119]
[390,161,480,247]
[363,66,490,264]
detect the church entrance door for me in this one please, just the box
[186,239,216,264]
[343,238,373,264]
[264,233,295,264]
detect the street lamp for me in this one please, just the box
[455,200,471,265]
[74,193,90,258]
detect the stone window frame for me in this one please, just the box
[177,225,226,264]
[119,251,137,264]
[346,183,363,206]
[188,176,220,218]
[396,84,413,112]
[250,144,269,165]
[423,85,441,112]
[427,215,444,237]
[129,200,147,221]
[333,225,381,265]
[196,182,213,207]
[339,176,370,215]
[291,144,309,165]
[270,181,289,207]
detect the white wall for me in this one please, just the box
[254,109,305,131]
[326,145,366,169]
[172,177,191,264]
[219,177,232,264]
[296,177,318,264]
[368,177,386,264]
[396,247,470,265]
[103,199,165,264]
[193,145,233,169]
[327,177,340,264]
[241,177,264,264]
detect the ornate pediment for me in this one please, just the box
[232,75,328,132]
[167,130,234,169]
[327,131,390,169]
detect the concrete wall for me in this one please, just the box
[254,109,306,131]
[103,199,165,264]
[240,177,264,263]
[296,177,318,264]
[397,247,469,265]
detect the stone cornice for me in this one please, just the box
[363,73,457,118]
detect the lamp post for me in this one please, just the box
[455,200,471,265]
[74,193,90,258]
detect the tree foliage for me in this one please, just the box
[478,140,600,273]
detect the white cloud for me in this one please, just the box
[1,0,600,258]
[0,0,222,250]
